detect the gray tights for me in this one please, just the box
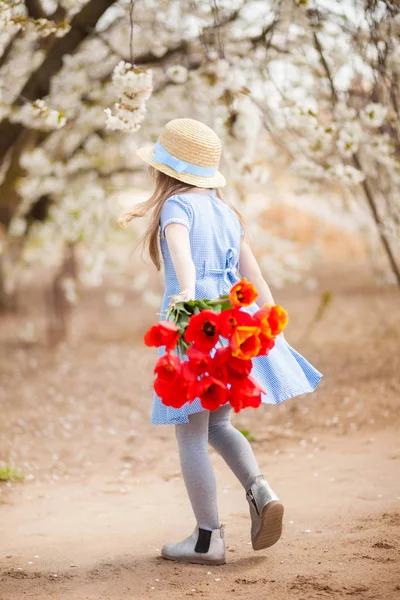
[175,404,261,531]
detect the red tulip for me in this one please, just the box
[144,321,180,351]
[208,347,252,381]
[197,375,228,411]
[230,377,266,413]
[187,346,211,376]
[226,354,253,379]
[184,310,220,352]
[154,354,187,408]
[219,308,256,339]
[258,333,275,356]
[208,347,230,384]
[154,354,198,408]
[154,353,181,381]
[181,362,198,402]
[254,305,272,337]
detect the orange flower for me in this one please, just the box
[254,305,272,337]
[230,325,261,360]
[229,278,258,308]
[255,304,288,337]
[268,305,288,336]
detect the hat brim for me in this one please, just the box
[136,147,226,188]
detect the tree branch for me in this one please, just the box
[0,0,115,164]
[312,30,337,103]
[25,0,47,19]
[353,153,400,287]
[25,1,67,23]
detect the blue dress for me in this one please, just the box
[152,190,322,425]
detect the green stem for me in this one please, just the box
[207,299,232,309]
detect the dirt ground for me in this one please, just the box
[1,262,400,600]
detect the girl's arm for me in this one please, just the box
[165,223,196,304]
[239,238,275,306]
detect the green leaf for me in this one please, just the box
[239,429,257,442]
[174,302,192,315]
[314,290,332,323]
[178,315,190,330]
[0,466,24,482]
[197,300,209,309]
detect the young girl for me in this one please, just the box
[121,118,322,566]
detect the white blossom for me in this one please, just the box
[9,218,27,237]
[20,148,55,176]
[329,164,365,185]
[166,65,188,84]
[361,103,388,129]
[105,61,153,132]
[336,130,359,157]
[32,18,71,38]
[10,100,66,131]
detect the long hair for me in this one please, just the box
[119,168,246,271]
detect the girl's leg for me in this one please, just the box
[208,404,261,491]
[208,404,284,551]
[175,410,220,531]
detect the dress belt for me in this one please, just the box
[206,247,239,287]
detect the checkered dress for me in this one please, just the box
[151,190,322,425]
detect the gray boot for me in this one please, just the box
[246,475,284,550]
[161,525,226,565]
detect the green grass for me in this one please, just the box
[0,466,24,482]
[239,429,257,442]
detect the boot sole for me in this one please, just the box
[252,500,284,551]
[161,550,226,566]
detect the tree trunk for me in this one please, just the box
[46,243,78,345]
[0,235,25,312]
[0,254,17,312]
[0,130,39,227]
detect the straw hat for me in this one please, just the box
[136,118,226,188]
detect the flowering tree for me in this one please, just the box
[261,0,400,285]
[0,0,399,319]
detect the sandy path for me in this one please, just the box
[1,430,399,599]
[1,275,400,599]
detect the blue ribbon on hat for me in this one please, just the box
[153,141,218,177]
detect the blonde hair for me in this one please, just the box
[119,168,246,271]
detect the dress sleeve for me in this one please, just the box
[160,195,194,239]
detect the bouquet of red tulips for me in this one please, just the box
[144,279,288,413]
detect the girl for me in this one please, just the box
[121,118,322,566]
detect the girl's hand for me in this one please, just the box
[169,289,194,308]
